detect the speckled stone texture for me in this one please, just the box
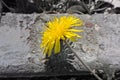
[0,13,120,78]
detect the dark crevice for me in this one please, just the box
[2,0,16,12]
[0,71,106,80]
[0,0,120,14]
[0,0,44,13]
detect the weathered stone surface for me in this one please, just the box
[0,13,120,78]
[0,13,45,74]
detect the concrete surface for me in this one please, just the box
[0,13,120,78]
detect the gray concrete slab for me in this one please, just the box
[0,13,120,78]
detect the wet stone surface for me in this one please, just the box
[0,13,120,78]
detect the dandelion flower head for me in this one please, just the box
[40,15,83,57]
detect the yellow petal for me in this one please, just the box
[47,41,55,57]
[43,45,49,55]
[54,38,60,54]
[65,32,76,38]
[69,29,84,32]
[61,35,65,40]
[69,37,77,42]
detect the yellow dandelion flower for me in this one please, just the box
[40,15,83,57]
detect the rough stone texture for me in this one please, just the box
[0,13,45,74]
[0,13,120,78]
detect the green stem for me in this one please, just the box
[64,40,103,80]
